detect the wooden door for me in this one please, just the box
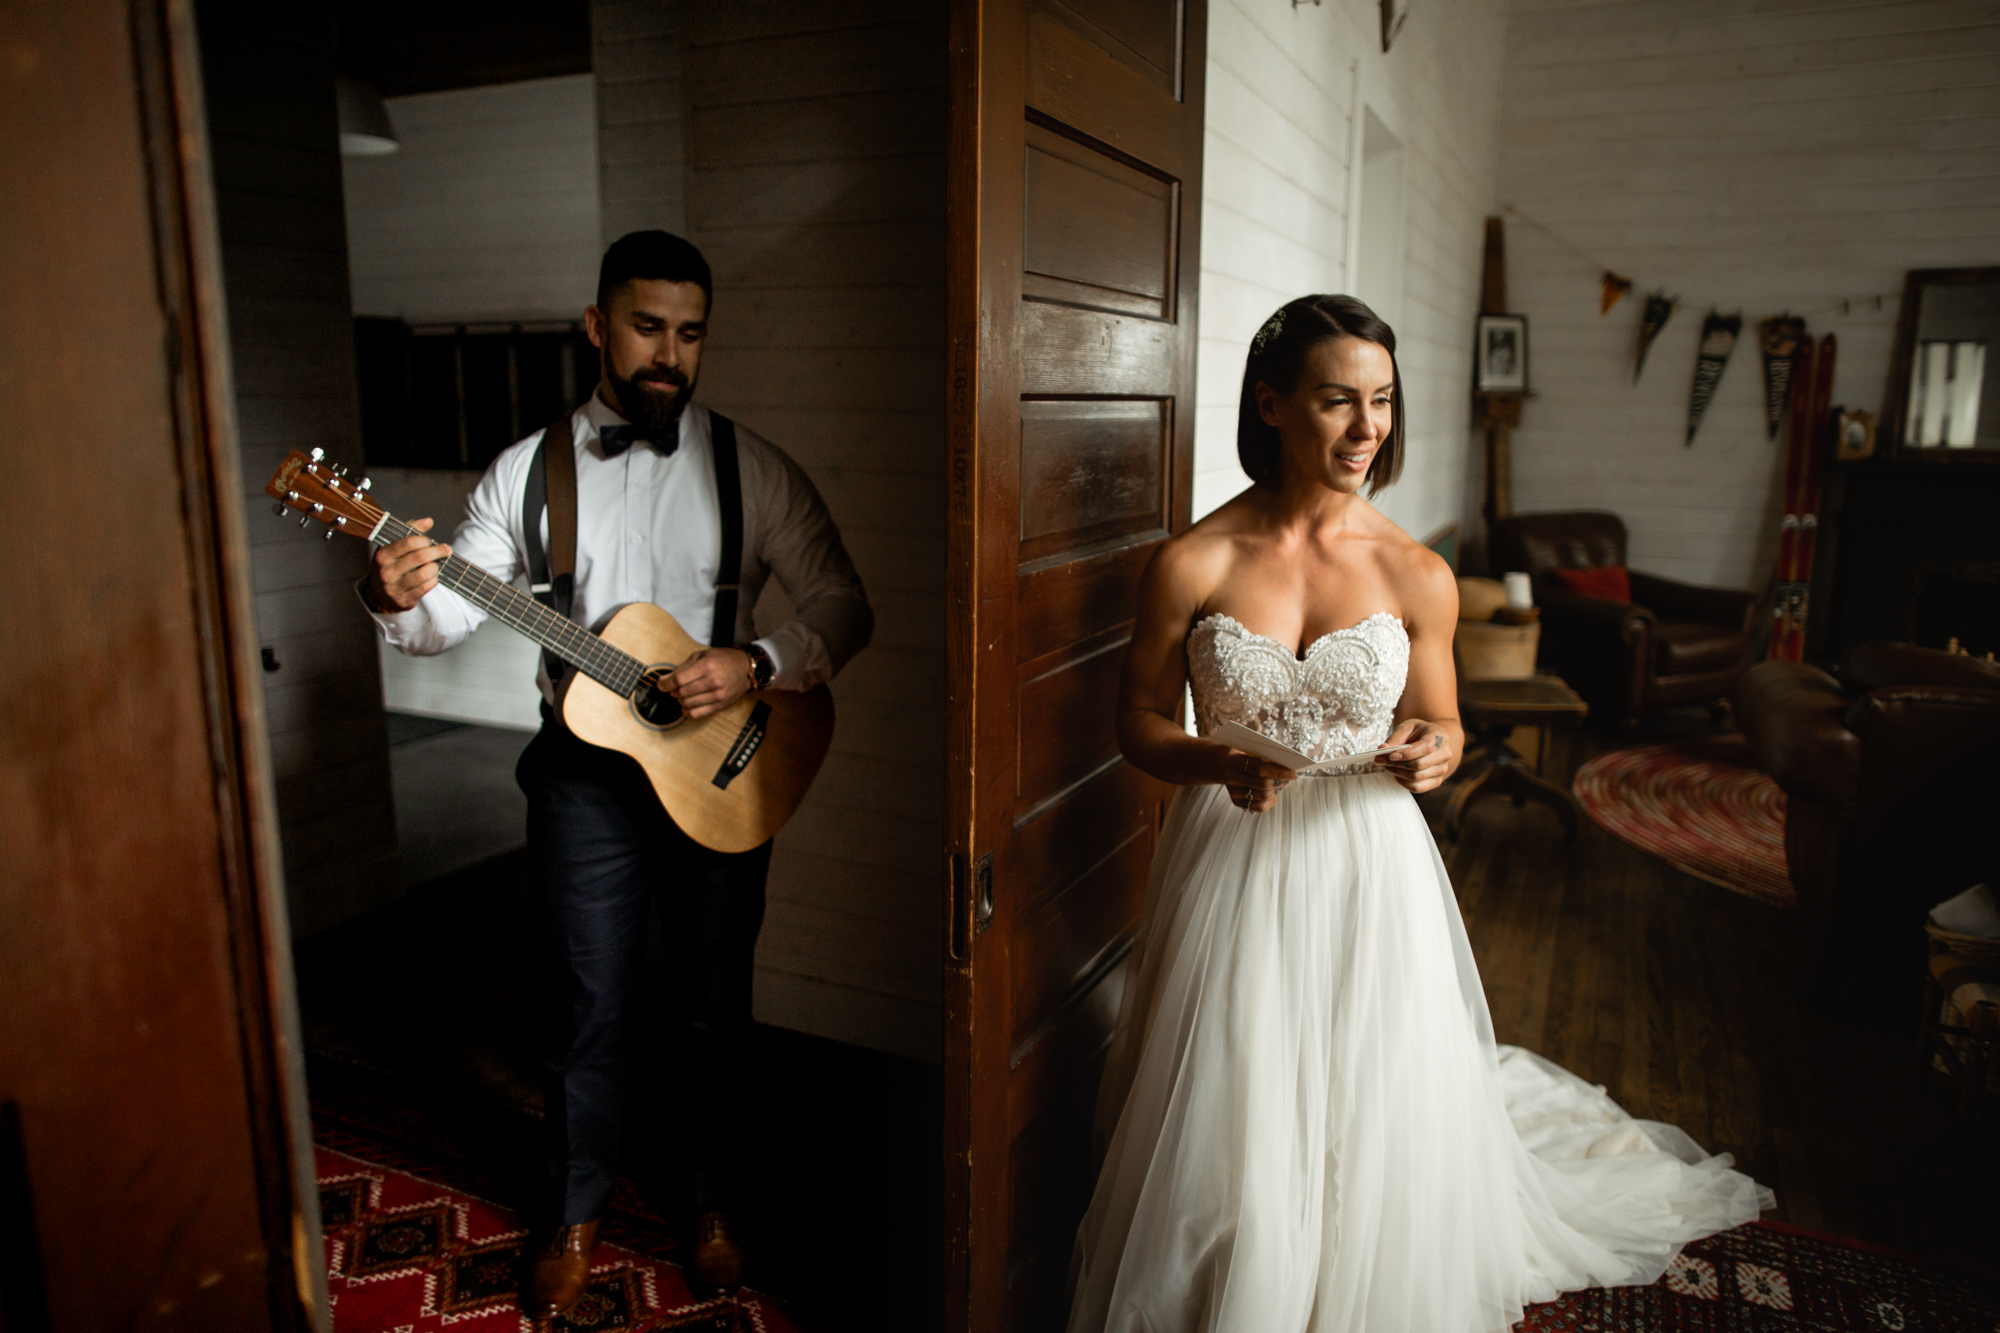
[943,2,1205,1327]
[0,1,324,1328]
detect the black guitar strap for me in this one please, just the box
[522,408,746,683]
[709,412,742,649]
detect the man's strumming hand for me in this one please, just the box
[666,647,755,719]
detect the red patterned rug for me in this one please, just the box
[1517,1219,1999,1330]
[316,1145,799,1333]
[1572,738,1794,907]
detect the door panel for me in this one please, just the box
[1019,399,1170,563]
[1022,125,1176,319]
[0,1,323,1328]
[1020,304,1179,394]
[1016,540,1156,662]
[1044,0,1181,92]
[1017,630,1131,808]
[945,1,1205,1327]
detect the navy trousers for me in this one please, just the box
[516,717,770,1224]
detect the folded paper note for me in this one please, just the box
[1211,721,1419,776]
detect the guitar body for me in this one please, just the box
[559,602,835,852]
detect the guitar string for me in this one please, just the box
[345,500,650,695]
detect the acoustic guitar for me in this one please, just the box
[264,448,834,852]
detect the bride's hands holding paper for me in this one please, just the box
[1216,747,1297,814]
[1378,719,1453,793]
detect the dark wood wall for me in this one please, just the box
[681,1,949,1059]
[595,0,687,240]
[198,2,400,936]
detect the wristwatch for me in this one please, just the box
[741,641,776,692]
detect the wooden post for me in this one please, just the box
[1477,391,1522,531]
[1477,217,1524,536]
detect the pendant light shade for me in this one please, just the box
[336,78,399,156]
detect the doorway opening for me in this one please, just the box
[195,4,944,1327]
[1353,105,1406,329]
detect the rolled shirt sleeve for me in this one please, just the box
[751,448,873,691]
[360,438,534,655]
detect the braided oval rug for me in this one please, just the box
[1572,738,1794,908]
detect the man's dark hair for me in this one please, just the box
[1236,294,1404,496]
[595,230,713,312]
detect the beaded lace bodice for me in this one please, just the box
[1187,611,1410,765]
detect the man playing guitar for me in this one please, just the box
[363,231,873,1318]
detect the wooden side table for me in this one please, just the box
[1446,675,1589,842]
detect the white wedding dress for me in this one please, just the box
[1066,612,1772,1333]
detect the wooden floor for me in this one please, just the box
[1423,716,1998,1269]
[293,853,943,1333]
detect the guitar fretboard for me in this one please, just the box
[371,514,646,695]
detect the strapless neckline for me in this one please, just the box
[1192,610,1406,663]
[1186,611,1412,763]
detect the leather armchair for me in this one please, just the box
[1490,511,1759,721]
[1734,644,2000,1005]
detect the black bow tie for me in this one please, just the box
[599,423,678,458]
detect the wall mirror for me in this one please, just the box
[1884,267,2000,459]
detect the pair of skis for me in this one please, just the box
[1770,332,1837,662]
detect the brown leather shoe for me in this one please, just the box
[691,1210,745,1296]
[523,1219,598,1319]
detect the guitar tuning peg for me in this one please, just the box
[335,466,348,478]
[358,477,372,491]
[323,528,336,541]
[299,515,311,528]
[310,447,325,462]
[271,502,286,517]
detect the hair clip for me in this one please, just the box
[1252,308,1286,355]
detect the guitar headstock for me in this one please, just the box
[264,448,382,541]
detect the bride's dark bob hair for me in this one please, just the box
[1236,294,1404,496]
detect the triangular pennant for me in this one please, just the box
[1600,272,1633,317]
[1686,311,1741,446]
[1757,316,1806,441]
[1635,289,1678,383]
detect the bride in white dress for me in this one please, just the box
[1066,296,1771,1333]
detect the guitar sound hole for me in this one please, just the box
[631,666,685,730]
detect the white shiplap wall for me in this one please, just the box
[342,75,603,322]
[682,3,948,1063]
[1195,0,1507,546]
[200,5,401,937]
[1497,0,2000,587]
[595,0,689,241]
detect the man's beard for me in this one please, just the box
[606,356,694,436]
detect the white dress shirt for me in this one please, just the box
[369,395,872,703]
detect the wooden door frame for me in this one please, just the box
[943,2,1206,1324]
[943,0,1022,1319]
[134,0,329,1324]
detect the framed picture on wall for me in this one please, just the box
[1475,313,1529,393]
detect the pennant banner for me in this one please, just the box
[1686,310,1742,446]
[1757,316,1806,441]
[1600,271,1633,317]
[1635,290,1678,383]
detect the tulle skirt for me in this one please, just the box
[1066,772,1772,1333]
